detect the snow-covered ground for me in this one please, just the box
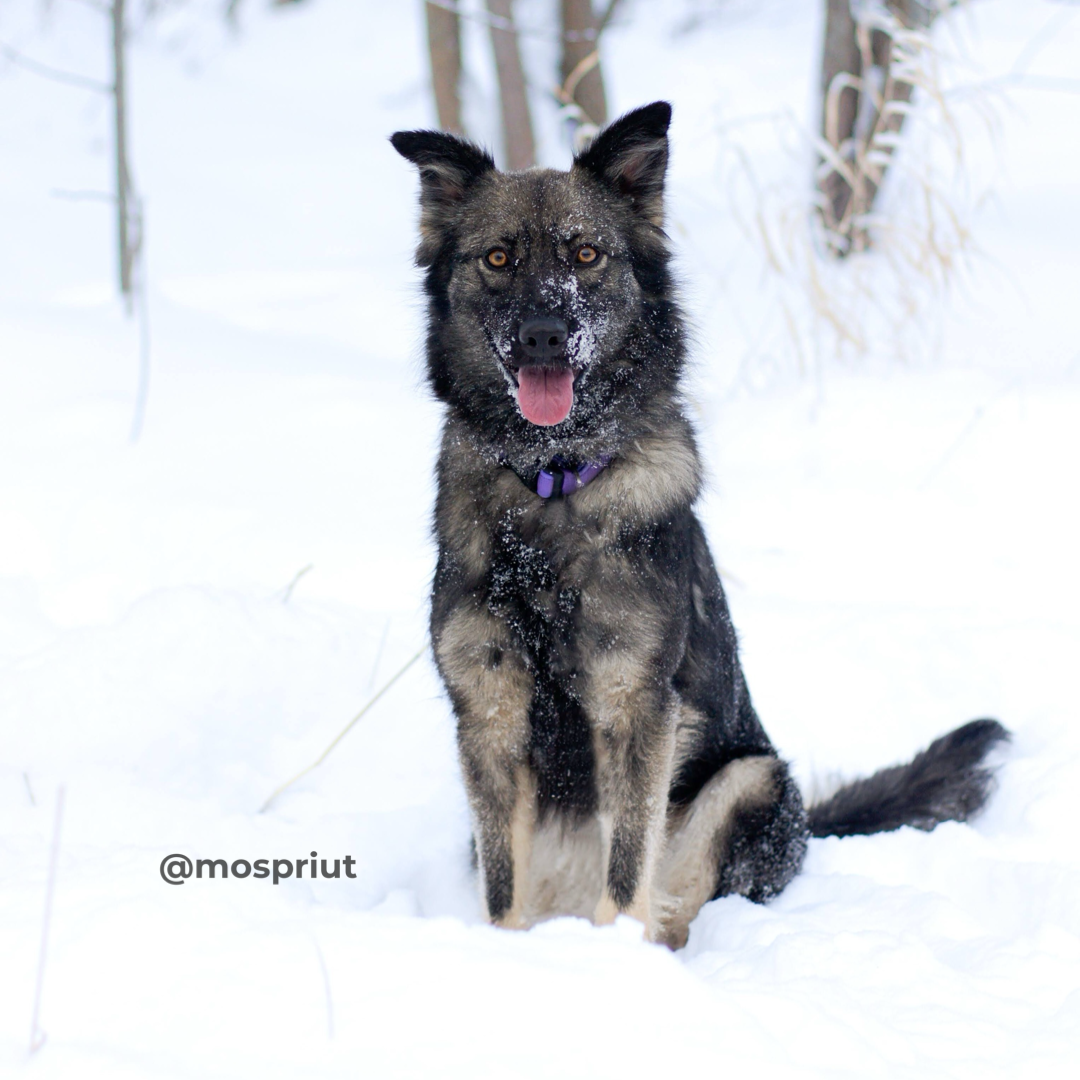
[2,0,1078,1076]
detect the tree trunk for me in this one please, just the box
[559,0,607,128]
[817,0,944,255]
[819,0,863,233]
[486,0,535,170]
[426,1,463,133]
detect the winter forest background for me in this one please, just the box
[2,1,1079,1076]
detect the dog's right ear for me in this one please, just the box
[391,131,496,264]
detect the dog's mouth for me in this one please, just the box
[508,362,577,427]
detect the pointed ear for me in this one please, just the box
[573,102,671,226]
[391,130,496,264]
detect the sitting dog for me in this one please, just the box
[391,102,1007,947]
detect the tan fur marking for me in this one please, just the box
[658,755,779,949]
[437,604,535,925]
[672,701,711,779]
[583,646,661,735]
[593,892,620,926]
[523,817,603,924]
[499,766,538,928]
[436,606,531,730]
[574,424,699,524]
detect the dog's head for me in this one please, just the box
[392,102,680,458]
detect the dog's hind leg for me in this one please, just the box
[435,604,536,927]
[657,756,805,949]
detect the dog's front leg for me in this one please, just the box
[435,605,536,927]
[585,651,676,939]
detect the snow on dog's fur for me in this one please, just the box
[392,102,1008,947]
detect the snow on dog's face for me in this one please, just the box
[391,104,678,456]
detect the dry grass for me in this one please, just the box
[707,2,998,373]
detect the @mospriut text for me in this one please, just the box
[160,852,357,885]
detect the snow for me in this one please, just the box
[1,0,1079,1076]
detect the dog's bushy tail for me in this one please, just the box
[808,719,1010,839]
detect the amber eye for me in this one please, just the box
[575,245,599,265]
[486,248,509,268]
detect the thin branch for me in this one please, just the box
[596,0,626,35]
[30,787,66,1055]
[50,188,116,202]
[281,563,313,604]
[559,48,600,106]
[311,936,335,1040]
[367,617,392,694]
[259,646,426,814]
[0,40,109,93]
[1009,1,1080,78]
[970,72,1080,97]
[113,0,134,308]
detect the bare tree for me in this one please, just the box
[558,0,607,128]
[555,1,625,152]
[6,2,142,307]
[112,0,140,312]
[486,0,535,169]
[819,0,862,239]
[817,0,944,255]
[426,0,463,133]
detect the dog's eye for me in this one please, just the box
[575,246,599,265]
[485,248,509,269]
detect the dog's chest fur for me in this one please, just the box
[432,424,704,819]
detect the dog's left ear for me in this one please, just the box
[573,101,671,226]
[391,130,496,264]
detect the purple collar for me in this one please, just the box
[506,453,614,499]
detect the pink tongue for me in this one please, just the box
[516,367,574,426]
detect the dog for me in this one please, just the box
[391,102,1008,948]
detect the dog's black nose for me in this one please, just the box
[518,317,568,360]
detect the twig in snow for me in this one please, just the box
[30,786,66,1055]
[0,39,110,93]
[281,564,314,605]
[1009,1,1080,80]
[367,617,392,694]
[918,404,985,489]
[23,772,36,807]
[311,936,334,1040]
[918,376,1021,489]
[259,646,426,814]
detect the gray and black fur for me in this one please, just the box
[391,103,1009,948]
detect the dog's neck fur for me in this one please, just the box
[440,404,703,532]
[452,387,690,480]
